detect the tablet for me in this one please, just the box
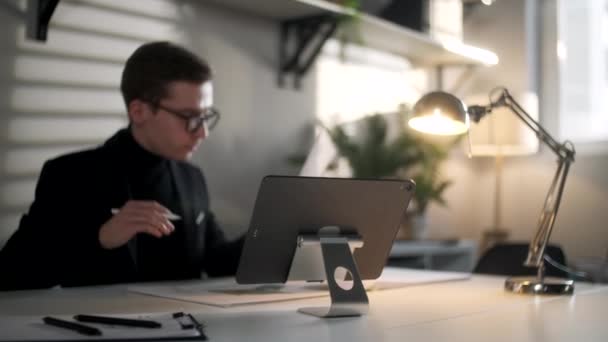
[236,176,415,284]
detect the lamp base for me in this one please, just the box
[505,276,574,295]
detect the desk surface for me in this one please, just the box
[390,239,476,257]
[389,240,477,272]
[1,268,607,341]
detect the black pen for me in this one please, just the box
[74,314,162,328]
[43,316,102,336]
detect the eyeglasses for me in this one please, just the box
[154,103,220,133]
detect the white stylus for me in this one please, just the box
[110,208,181,221]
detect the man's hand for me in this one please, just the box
[99,201,175,249]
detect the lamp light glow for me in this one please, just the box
[409,91,470,135]
[407,108,469,135]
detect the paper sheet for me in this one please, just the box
[129,269,470,308]
[131,282,328,307]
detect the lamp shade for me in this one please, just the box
[408,91,469,135]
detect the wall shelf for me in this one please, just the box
[28,0,497,88]
[205,0,498,67]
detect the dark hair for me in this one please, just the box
[120,41,212,107]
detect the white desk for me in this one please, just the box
[1,268,607,341]
[389,239,477,272]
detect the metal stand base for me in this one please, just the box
[290,227,368,318]
[505,276,574,295]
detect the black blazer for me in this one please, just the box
[0,129,243,290]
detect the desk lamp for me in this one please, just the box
[409,87,576,295]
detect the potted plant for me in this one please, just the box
[396,140,452,239]
[319,111,455,239]
[323,114,423,178]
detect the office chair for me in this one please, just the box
[473,242,569,278]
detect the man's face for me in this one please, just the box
[132,81,213,161]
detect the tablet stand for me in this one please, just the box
[287,226,368,318]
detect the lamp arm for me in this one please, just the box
[524,157,572,267]
[469,88,576,269]
[499,90,574,161]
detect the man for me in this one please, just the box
[0,41,243,290]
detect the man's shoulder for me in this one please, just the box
[41,146,115,182]
[45,146,105,170]
[34,146,110,194]
[44,129,126,170]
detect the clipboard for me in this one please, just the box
[0,312,207,341]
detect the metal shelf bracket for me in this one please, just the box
[279,14,338,89]
[26,0,59,41]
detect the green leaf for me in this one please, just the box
[293,113,456,213]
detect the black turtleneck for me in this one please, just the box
[119,129,189,282]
